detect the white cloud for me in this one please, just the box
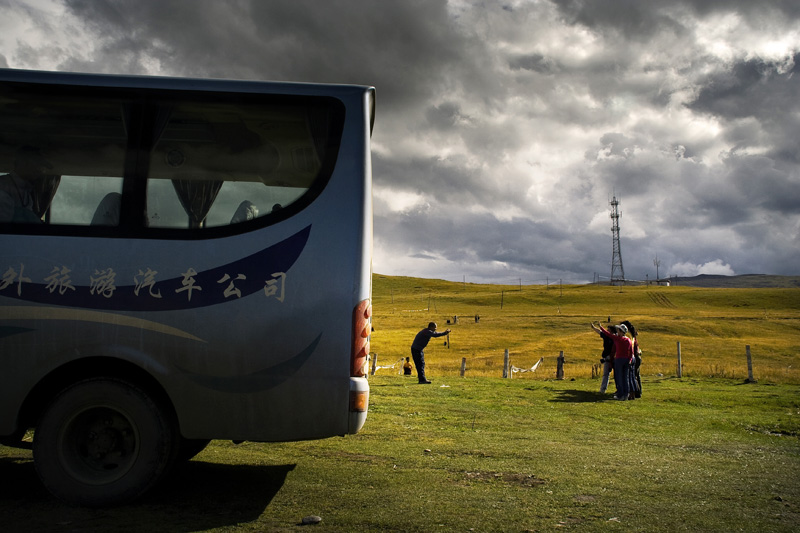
[670,259,736,277]
[373,187,427,213]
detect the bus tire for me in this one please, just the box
[33,377,176,506]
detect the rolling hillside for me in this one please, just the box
[652,274,800,288]
[370,273,800,384]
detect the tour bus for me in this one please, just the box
[0,69,374,506]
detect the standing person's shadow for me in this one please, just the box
[549,390,611,403]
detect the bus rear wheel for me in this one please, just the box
[33,377,176,506]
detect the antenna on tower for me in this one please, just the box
[610,193,625,286]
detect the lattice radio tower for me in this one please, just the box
[609,194,625,285]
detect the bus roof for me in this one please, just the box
[0,68,374,98]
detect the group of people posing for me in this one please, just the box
[591,320,642,400]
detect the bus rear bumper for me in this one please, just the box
[348,376,369,433]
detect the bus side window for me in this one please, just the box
[0,87,128,227]
[146,98,327,229]
[47,176,124,226]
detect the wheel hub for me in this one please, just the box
[61,407,138,483]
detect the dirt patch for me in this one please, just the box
[461,471,546,487]
[648,292,677,308]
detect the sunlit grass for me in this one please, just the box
[9,375,797,531]
[371,275,800,384]
[2,274,798,531]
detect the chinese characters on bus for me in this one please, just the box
[0,263,287,303]
[1,264,31,296]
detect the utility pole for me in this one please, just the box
[653,255,661,285]
[610,194,625,285]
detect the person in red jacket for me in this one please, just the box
[591,322,634,400]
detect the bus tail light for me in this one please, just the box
[348,376,369,432]
[350,389,369,412]
[351,299,371,377]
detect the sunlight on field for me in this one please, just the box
[370,275,800,384]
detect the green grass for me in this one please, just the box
[371,275,800,383]
[1,276,799,530]
[2,376,798,531]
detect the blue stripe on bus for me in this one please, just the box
[0,326,35,339]
[175,333,321,393]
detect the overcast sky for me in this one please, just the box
[2,0,798,284]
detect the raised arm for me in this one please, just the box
[591,322,609,336]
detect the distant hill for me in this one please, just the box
[375,273,800,289]
[651,274,800,288]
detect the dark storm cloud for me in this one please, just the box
[63,0,472,115]
[723,153,800,213]
[689,54,800,163]
[374,152,524,214]
[2,0,799,282]
[551,0,685,39]
[681,53,800,243]
[509,53,559,74]
[552,0,800,37]
[375,207,606,283]
[426,102,469,130]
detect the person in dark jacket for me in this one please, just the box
[621,320,642,398]
[410,322,450,384]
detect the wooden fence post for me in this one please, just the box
[676,341,682,378]
[460,357,467,377]
[556,351,565,380]
[503,349,510,378]
[746,345,757,383]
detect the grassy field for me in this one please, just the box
[1,376,798,531]
[370,275,800,384]
[1,276,799,531]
